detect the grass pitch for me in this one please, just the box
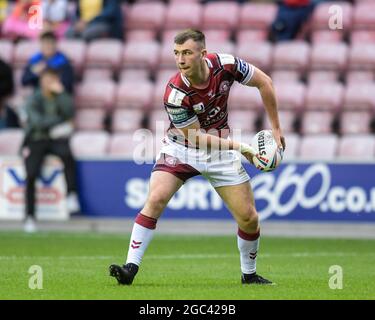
[0,231,374,300]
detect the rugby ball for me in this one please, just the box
[251,130,283,172]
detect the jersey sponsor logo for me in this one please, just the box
[192,102,205,114]
[219,81,230,94]
[166,107,190,123]
[167,88,186,107]
[237,58,249,76]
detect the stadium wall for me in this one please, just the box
[1,157,375,222]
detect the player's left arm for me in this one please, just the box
[245,67,286,151]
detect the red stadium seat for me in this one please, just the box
[311,30,344,44]
[58,39,86,74]
[340,111,372,135]
[161,29,180,44]
[228,110,258,134]
[349,43,375,71]
[271,71,300,83]
[125,30,157,42]
[126,2,166,31]
[310,43,348,72]
[272,41,310,73]
[238,3,277,30]
[338,135,375,160]
[350,30,375,43]
[122,41,160,71]
[305,82,344,111]
[74,109,106,131]
[165,3,203,30]
[0,129,24,156]
[115,80,154,110]
[151,81,168,109]
[86,40,123,71]
[299,134,338,160]
[353,2,375,30]
[282,133,300,161]
[311,1,353,31]
[343,83,375,111]
[273,82,306,111]
[307,71,339,84]
[202,1,240,31]
[228,84,263,111]
[155,69,177,85]
[202,30,231,42]
[0,40,13,63]
[70,131,110,157]
[236,30,269,43]
[109,133,155,161]
[119,69,150,82]
[262,110,296,134]
[148,110,170,133]
[74,80,116,110]
[159,40,177,69]
[301,111,334,135]
[236,41,272,72]
[112,109,145,133]
[13,41,39,68]
[206,40,235,56]
[346,71,374,84]
[82,68,113,82]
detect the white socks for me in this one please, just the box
[126,213,157,266]
[237,228,260,275]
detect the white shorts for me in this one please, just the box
[153,137,250,188]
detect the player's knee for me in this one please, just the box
[239,207,259,231]
[146,193,169,213]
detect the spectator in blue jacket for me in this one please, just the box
[21,31,75,93]
[66,0,123,41]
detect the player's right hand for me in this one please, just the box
[239,143,259,165]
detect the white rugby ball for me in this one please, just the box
[251,130,283,172]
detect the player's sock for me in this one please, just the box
[125,213,157,266]
[237,227,260,274]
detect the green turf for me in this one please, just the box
[0,231,374,300]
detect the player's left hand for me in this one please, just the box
[272,128,286,151]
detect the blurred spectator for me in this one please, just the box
[0,59,20,129]
[42,0,70,39]
[2,0,41,40]
[22,68,79,232]
[22,31,74,93]
[270,0,315,42]
[66,0,123,41]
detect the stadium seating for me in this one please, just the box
[86,40,123,71]
[307,71,339,84]
[305,82,344,111]
[57,39,86,74]
[346,71,374,84]
[339,111,372,135]
[164,3,203,30]
[338,134,375,160]
[115,80,154,110]
[236,30,268,43]
[82,68,113,82]
[13,41,39,68]
[238,3,277,30]
[349,43,375,71]
[70,131,110,157]
[159,40,177,69]
[202,30,231,42]
[272,41,310,73]
[353,2,375,30]
[111,109,145,133]
[310,43,349,72]
[299,134,338,160]
[202,1,240,31]
[122,41,160,71]
[282,133,301,161]
[0,129,24,156]
[74,109,106,131]
[148,109,171,133]
[273,82,306,111]
[228,84,263,111]
[236,41,272,72]
[126,1,166,31]
[74,80,116,110]
[301,111,335,134]
[206,40,235,55]
[228,110,258,134]
[350,30,375,43]
[311,30,344,44]
[125,30,157,42]
[271,71,300,83]
[262,110,296,134]
[343,83,375,110]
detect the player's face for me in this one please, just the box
[174,39,205,78]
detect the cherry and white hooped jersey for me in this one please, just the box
[163,53,255,146]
